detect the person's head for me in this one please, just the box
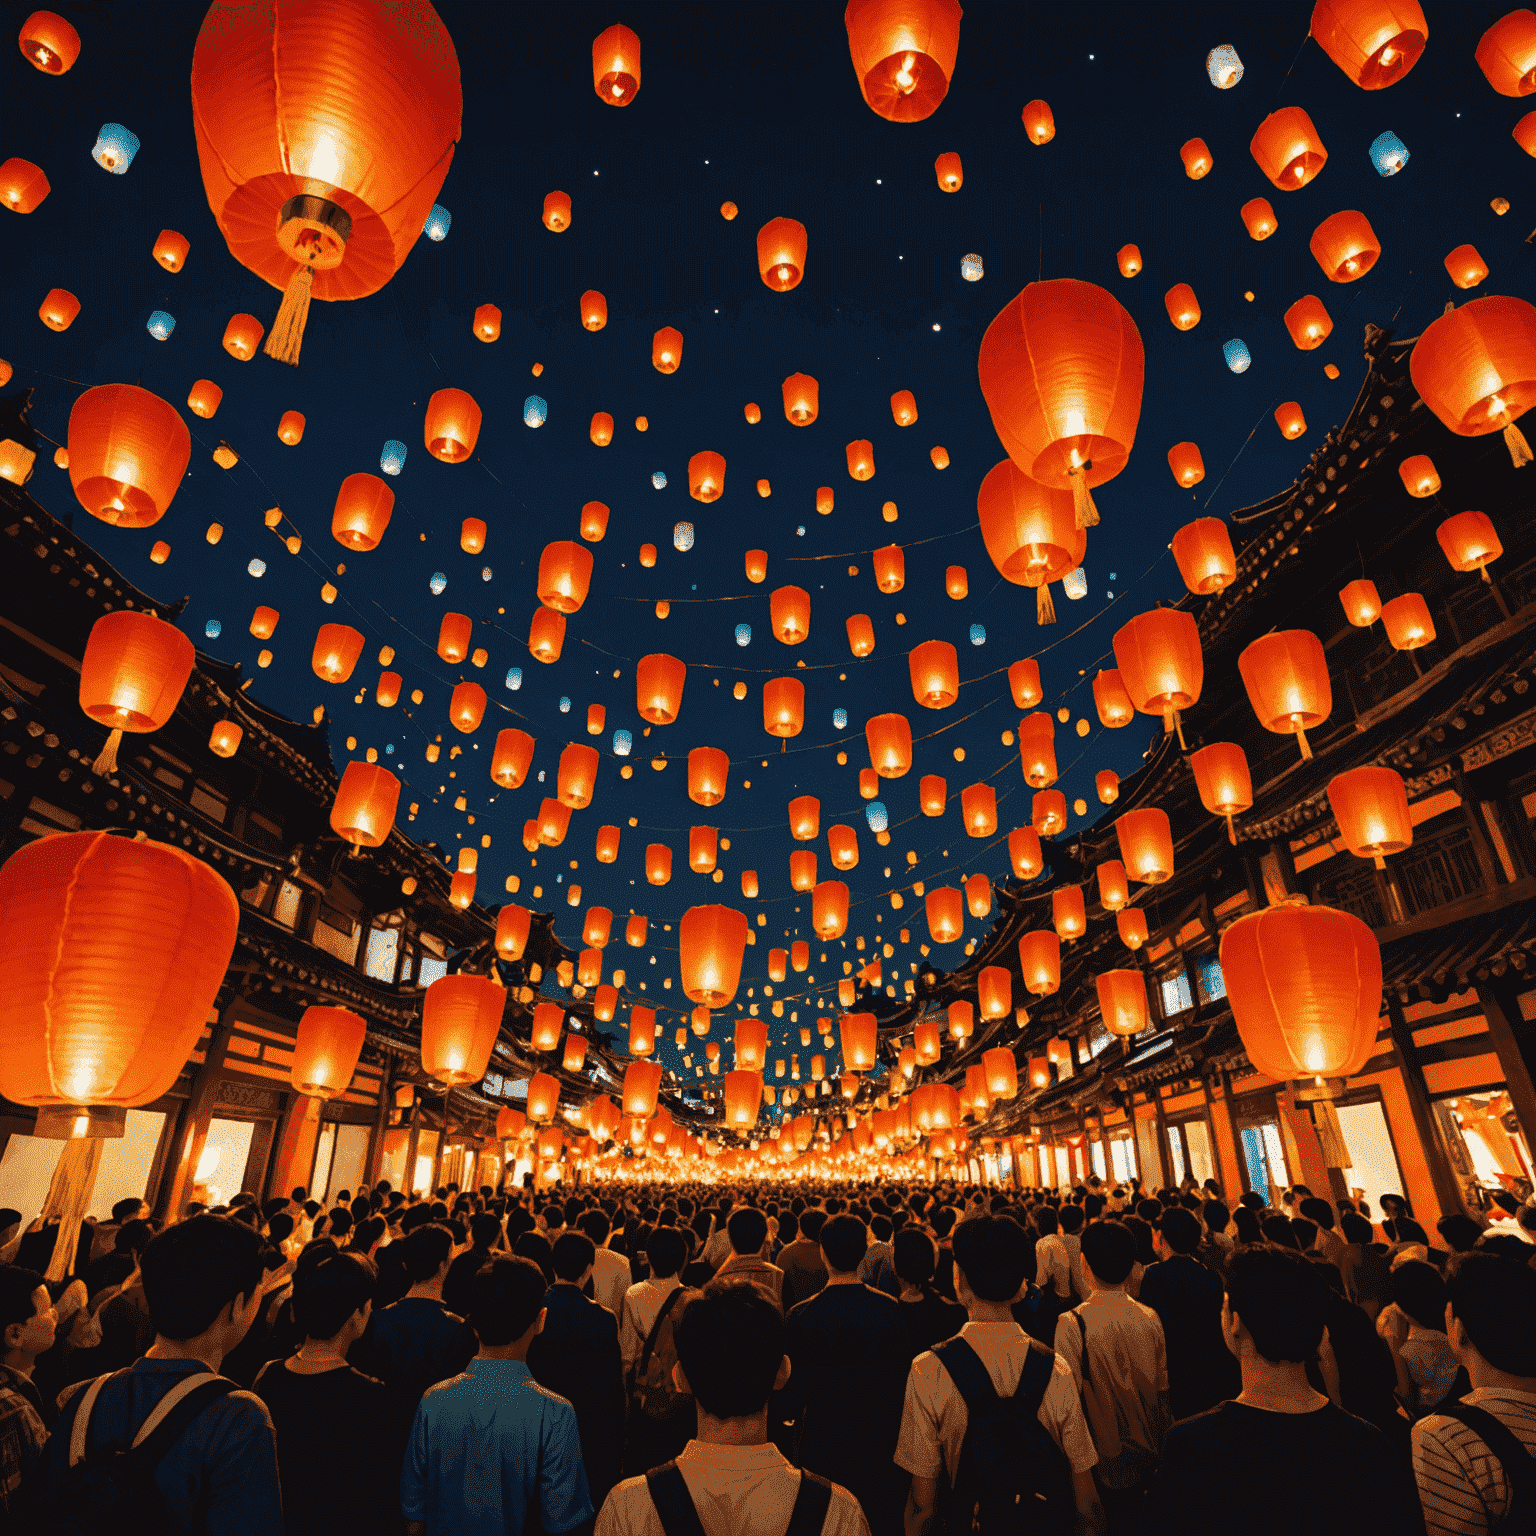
[645,1224,688,1281]
[1034,1205,1058,1236]
[893,1228,938,1288]
[1058,1204,1084,1235]
[1390,1216,1429,1248]
[295,1252,376,1344]
[931,1205,957,1240]
[673,1279,787,1422]
[513,1230,555,1283]
[1445,1251,1536,1380]
[1157,1207,1202,1257]
[798,1208,828,1244]
[468,1256,548,1350]
[577,1209,611,1248]
[870,1213,892,1244]
[1291,1217,1318,1251]
[1232,1206,1263,1245]
[727,1206,768,1257]
[551,1230,596,1285]
[1436,1215,1484,1254]
[1298,1197,1335,1233]
[115,1217,155,1257]
[139,1216,266,1350]
[777,1210,799,1244]
[1391,1259,1449,1332]
[1201,1200,1229,1236]
[1224,1245,1328,1365]
[401,1222,455,1286]
[1080,1220,1138,1288]
[818,1213,868,1276]
[1136,1197,1163,1223]
[1340,1211,1373,1246]
[327,1208,352,1240]
[111,1197,148,1226]
[1238,1191,1265,1212]
[469,1212,502,1251]
[0,1265,56,1365]
[1082,1193,1104,1223]
[291,1187,308,1204]
[1123,1214,1156,1267]
[950,1215,1029,1305]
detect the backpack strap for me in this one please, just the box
[68,1371,122,1467]
[638,1286,689,1380]
[645,1460,708,1536]
[1012,1341,1057,1417]
[1072,1310,1091,1389]
[1438,1401,1536,1520]
[931,1336,1000,1412]
[70,1370,235,1475]
[784,1470,833,1536]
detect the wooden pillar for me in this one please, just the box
[404,1097,423,1196]
[364,1055,395,1187]
[1385,997,1469,1219]
[1151,1090,1172,1189]
[157,1003,240,1221]
[1476,981,1536,1155]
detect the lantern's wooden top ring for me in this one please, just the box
[277,195,351,271]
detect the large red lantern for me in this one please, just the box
[983,1048,1018,1100]
[1410,297,1536,466]
[331,472,394,551]
[844,0,961,122]
[1096,972,1149,1037]
[583,909,612,949]
[724,1069,762,1129]
[190,0,461,365]
[976,458,1084,623]
[814,880,850,938]
[764,678,806,737]
[1284,294,1334,350]
[1032,790,1067,838]
[449,682,486,735]
[420,974,504,1087]
[18,10,80,73]
[1018,930,1061,996]
[1017,713,1057,788]
[1436,511,1503,582]
[925,887,964,943]
[495,904,530,961]
[1171,519,1236,595]
[735,1019,768,1071]
[1191,743,1253,843]
[0,832,239,1115]
[1309,211,1380,282]
[67,385,191,528]
[689,747,729,807]
[679,905,747,1007]
[1311,0,1427,90]
[1250,107,1328,189]
[1113,609,1203,743]
[978,967,1011,1021]
[1239,630,1331,760]
[79,611,195,777]
[331,761,400,847]
[757,219,807,292]
[636,654,686,724]
[557,743,599,809]
[866,713,913,778]
[538,542,595,613]
[1220,904,1382,1079]
[592,23,640,104]
[961,785,997,838]
[783,373,819,425]
[1327,766,1412,868]
[772,587,811,644]
[978,280,1145,530]
[1477,9,1536,95]
[1009,826,1043,879]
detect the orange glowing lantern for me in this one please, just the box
[872,545,906,593]
[920,775,948,817]
[1097,971,1149,1037]
[1284,294,1334,350]
[19,10,79,73]
[1241,198,1279,240]
[735,1018,768,1071]
[978,967,1011,1022]
[531,1002,563,1053]
[1113,609,1203,741]
[1008,659,1043,709]
[778,371,821,427]
[276,409,305,444]
[209,720,244,759]
[1019,930,1061,996]
[1311,0,1427,90]
[527,1071,560,1124]
[1053,885,1086,940]
[1,159,49,214]
[788,795,820,841]
[221,313,262,359]
[1191,742,1253,843]
[962,787,997,839]
[1381,593,1435,650]
[1410,296,1536,465]
[330,761,399,846]
[542,191,571,231]
[764,678,806,738]
[1239,629,1331,759]
[841,1013,877,1070]
[687,747,729,807]
[311,623,364,683]
[1444,245,1489,290]
[983,1048,1018,1100]
[449,682,486,734]
[772,586,811,644]
[287,1005,366,1099]
[926,886,965,943]
[846,440,876,480]
[537,542,594,614]
[1180,138,1212,178]
[948,1001,974,1043]
[866,713,913,778]
[680,905,748,1007]
[1328,765,1412,870]
[589,412,614,447]
[976,459,1083,624]
[421,974,504,1087]
[652,326,683,373]
[1398,455,1440,498]
[846,614,876,658]
[814,879,850,938]
[1116,243,1142,277]
[436,612,472,665]
[489,729,536,790]
[909,641,959,709]
[1167,442,1205,488]
[1275,402,1308,440]
[592,22,640,103]
[187,381,223,419]
[966,872,992,916]
[67,385,191,529]
[636,654,686,724]
[688,451,725,502]
[1436,511,1502,582]
[1032,790,1067,837]
[844,0,961,121]
[556,743,598,809]
[331,472,394,551]
[1016,712,1057,787]
[1019,98,1056,142]
[1339,579,1381,626]
[914,1020,941,1066]
[458,518,486,554]
[724,1069,762,1129]
[1116,809,1173,884]
[628,1009,657,1060]
[495,905,530,962]
[537,799,571,848]
[1171,518,1236,595]
[789,851,817,893]
[689,826,719,874]
[758,216,808,290]
[1310,211,1380,282]
[1097,860,1130,912]
[1165,284,1201,331]
[1008,827,1043,879]
[1095,770,1120,806]
[1251,107,1327,189]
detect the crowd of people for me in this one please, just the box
[0,1172,1532,1535]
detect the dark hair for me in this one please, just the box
[1447,1251,1536,1375]
[551,1231,596,1283]
[1238,1191,1266,1211]
[1298,1197,1335,1232]
[470,1212,502,1251]
[1291,1217,1318,1251]
[116,1218,155,1256]
[1261,1215,1301,1250]
[1232,1207,1264,1245]
[1159,1207,1202,1255]
[1034,1206,1058,1236]
[1436,1215,1484,1254]
[295,1252,377,1340]
[577,1209,611,1246]
[1391,1259,1448,1332]
[1081,1220,1138,1285]
[1202,1200,1229,1235]
[1226,1246,1327,1364]
[951,1215,1029,1302]
[0,1265,47,1339]
[469,1256,548,1346]
[1058,1205,1085,1235]
[727,1207,768,1255]
[1123,1215,1156,1267]
[1390,1217,1429,1248]
[870,1214,892,1243]
[894,1228,937,1286]
[674,1279,783,1419]
[401,1223,454,1284]
[645,1225,688,1280]
[513,1230,554,1283]
[111,1197,145,1224]
[1082,1194,1103,1222]
[348,1215,386,1253]
[139,1216,266,1340]
[1340,1211,1374,1245]
[1136,1198,1163,1223]
[778,1211,799,1244]
[819,1213,868,1274]
[327,1208,352,1239]
[798,1209,828,1242]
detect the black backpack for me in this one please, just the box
[931,1336,1073,1536]
[13,1369,235,1536]
[1439,1401,1535,1533]
[645,1459,831,1536]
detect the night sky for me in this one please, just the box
[4,1,1532,1094]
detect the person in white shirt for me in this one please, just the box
[620,1227,687,1373]
[597,1277,868,1536]
[895,1214,1103,1536]
[581,1209,633,1318]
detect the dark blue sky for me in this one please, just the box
[5,1,1532,1083]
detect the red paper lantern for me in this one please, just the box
[1032,790,1067,838]
[757,217,808,291]
[1180,137,1212,178]
[330,761,400,847]
[909,640,959,708]
[421,974,504,1087]
[1327,766,1412,868]
[496,905,531,961]
[1410,296,1536,464]
[1053,885,1086,941]
[1239,629,1331,759]
[527,1072,560,1124]
[1398,455,1440,498]
[1250,107,1328,188]
[814,880,850,938]
[1167,442,1205,488]
[1339,578,1381,626]
[1241,198,1278,240]
[1096,972,1149,1037]
[1436,510,1502,581]
[1113,609,1203,738]
[1009,659,1043,708]
[1018,930,1061,996]
[636,654,686,724]
[1191,743,1253,843]
[67,385,191,528]
[491,729,535,789]
[866,713,913,778]
[1309,211,1380,282]
[448,681,486,735]
[1017,713,1057,788]
[976,458,1084,623]
[537,542,595,614]
[1311,0,1427,90]
[592,23,640,104]
[1116,808,1174,884]
[1022,99,1055,143]
[1284,294,1334,350]
[18,10,80,73]
[873,545,906,592]
[1009,827,1043,880]
[782,373,819,425]
[1382,593,1435,650]
[772,586,812,644]
[844,0,962,122]
[1165,284,1201,331]
[689,451,726,502]
[790,851,818,892]
[925,886,965,943]
[1093,669,1136,729]
[679,905,748,1007]
[763,677,806,737]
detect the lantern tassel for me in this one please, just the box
[1479,565,1492,584]
[1067,464,1100,529]
[92,727,122,776]
[1504,422,1533,468]
[1227,813,1236,846]
[263,264,315,367]
[1295,724,1313,760]
[1035,583,1056,625]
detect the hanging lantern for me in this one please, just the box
[1339,578,1381,626]
[1410,296,1536,466]
[789,850,818,892]
[1444,245,1489,291]
[1116,808,1174,884]
[593,23,640,103]
[845,614,876,658]
[1032,790,1067,837]
[977,967,1012,1022]
[1018,930,1061,996]
[1052,885,1086,941]
[689,826,719,874]
[1171,518,1236,595]
[67,385,191,528]
[639,842,671,886]
[1116,243,1142,277]
[331,472,394,551]
[1165,284,1201,330]
[0,831,239,1118]
[495,904,531,962]
[1398,455,1440,498]
[527,1071,560,1124]
[1191,742,1253,844]
[1310,211,1380,281]
[764,677,806,737]
[846,440,876,480]
[79,611,195,776]
[688,450,726,503]
[679,905,748,1007]
[189,0,463,365]
[1115,908,1148,951]
[844,0,961,121]
[975,458,1084,623]
[1275,402,1308,439]
[978,279,1145,532]
[1239,629,1332,759]
[966,872,992,917]
[1381,593,1435,650]
[1250,107,1328,188]
[537,543,594,614]
[421,974,504,1087]
[530,1002,563,1053]
[628,1008,656,1058]
[1021,99,1055,142]
[1220,903,1381,1078]
[814,879,850,938]
[1096,972,1149,1037]
[1437,510,1502,582]
[983,1047,1018,1100]
[1284,294,1334,350]
[1180,137,1212,178]
[1311,0,1428,90]
[873,544,906,592]
[1113,609,1203,743]
[496,1106,526,1141]
[1008,659,1043,709]
[1089,670,1134,731]
[330,761,400,847]
[948,1001,974,1043]
[913,1020,941,1066]
[636,654,686,724]
[724,1069,762,1128]
[961,785,998,839]
[771,586,812,645]
[588,1096,619,1140]
[1166,442,1205,488]
[909,640,960,708]
[1241,198,1279,240]
[782,373,819,425]
[865,713,913,778]
[920,775,949,817]
[19,10,80,73]
[925,886,964,943]
[186,381,223,420]
[757,217,808,291]
[1328,765,1412,869]
[1017,713,1057,788]
[686,746,729,807]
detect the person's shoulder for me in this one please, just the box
[525,1374,581,1417]
[821,1473,871,1533]
[1162,1400,1239,1453]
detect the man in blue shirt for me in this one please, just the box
[41,1216,283,1536]
[403,1253,593,1536]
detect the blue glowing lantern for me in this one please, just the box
[652,471,667,489]
[1369,131,1409,177]
[674,521,695,552]
[866,800,889,833]
[735,623,752,647]
[505,667,523,690]
[1063,567,1088,601]
[146,310,175,340]
[247,558,267,578]
[1206,44,1243,88]
[833,708,848,729]
[969,623,987,646]
[423,204,452,241]
[1223,338,1252,374]
[92,123,139,174]
[380,440,407,476]
[524,396,548,428]
[559,697,571,713]
[204,619,222,639]
[613,729,633,756]
[429,572,447,595]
